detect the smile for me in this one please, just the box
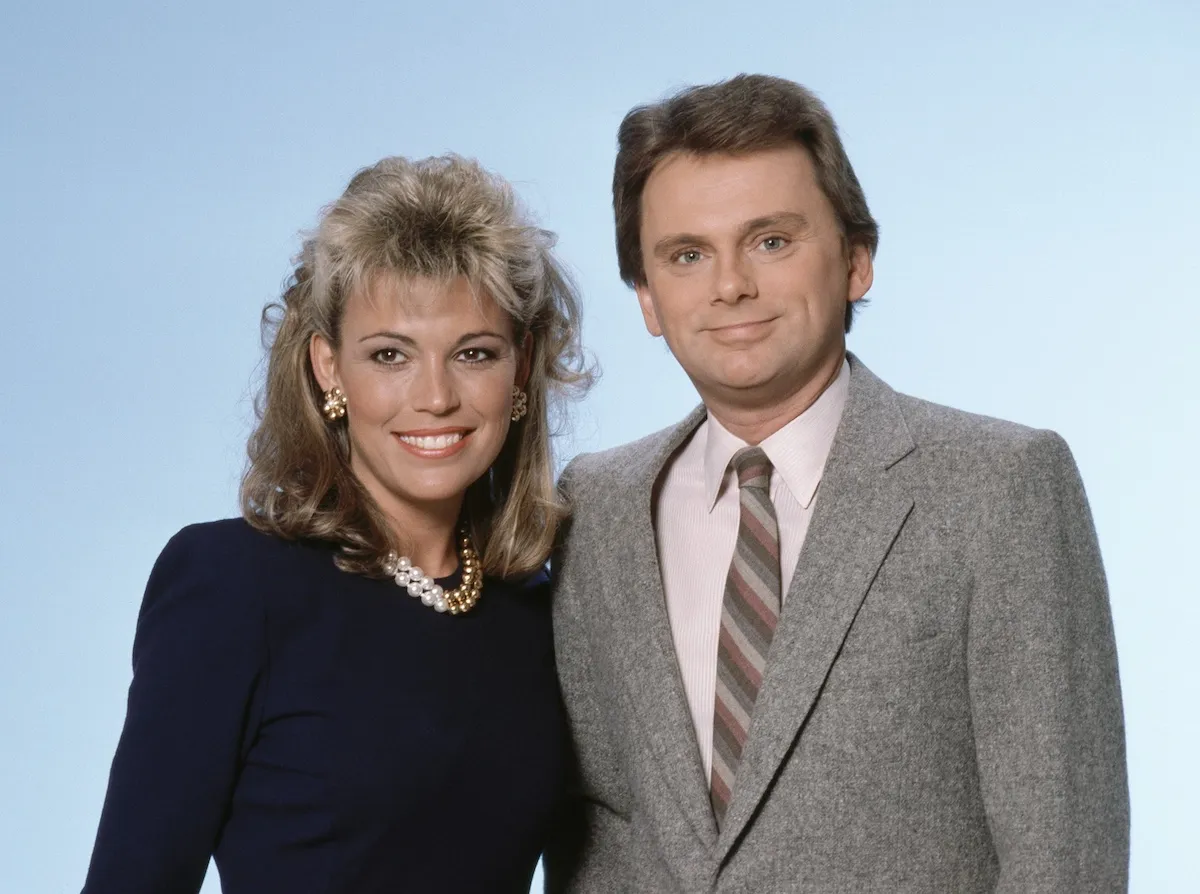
[398,432,464,449]
[393,429,472,458]
[707,318,777,343]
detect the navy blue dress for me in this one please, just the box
[82,519,568,893]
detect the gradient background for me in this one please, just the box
[2,1,1197,891]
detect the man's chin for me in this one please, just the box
[699,361,780,394]
[694,372,782,409]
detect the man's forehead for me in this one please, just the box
[641,150,821,235]
[649,144,814,182]
[648,160,816,218]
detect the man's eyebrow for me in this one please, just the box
[651,233,712,260]
[740,212,810,236]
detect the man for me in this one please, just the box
[546,74,1128,893]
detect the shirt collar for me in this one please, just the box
[702,358,850,512]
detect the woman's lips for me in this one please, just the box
[393,429,472,458]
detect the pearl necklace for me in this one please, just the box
[382,530,483,615]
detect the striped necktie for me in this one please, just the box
[711,446,782,828]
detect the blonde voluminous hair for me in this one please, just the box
[241,154,592,578]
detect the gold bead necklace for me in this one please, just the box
[382,529,483,615]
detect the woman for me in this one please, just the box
[81,155,591,893]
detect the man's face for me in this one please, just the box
[635,146,873,414]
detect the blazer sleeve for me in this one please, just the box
[542,458,634,894]
[81,526,266,894]
[966,430,1129,892]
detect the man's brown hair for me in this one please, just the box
[613,73,879,331]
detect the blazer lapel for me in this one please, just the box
[714,357,917,860]
[600,405,721,848]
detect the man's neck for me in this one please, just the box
[703,352,846,446]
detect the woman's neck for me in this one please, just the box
[382,498,464,578]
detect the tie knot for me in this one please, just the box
[731,446,772,491]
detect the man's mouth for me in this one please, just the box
[706,317,778,342]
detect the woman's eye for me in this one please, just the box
[372,348,406,364]
[458,347,494,363]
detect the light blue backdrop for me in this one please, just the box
[2,1,1196,891]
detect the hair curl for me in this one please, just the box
[241,154,593,577]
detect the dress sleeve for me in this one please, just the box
[81,526,266,894]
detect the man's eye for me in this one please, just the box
[676,250,703,265]
[761,236,787,251]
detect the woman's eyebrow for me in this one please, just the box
[453,330,508,347]
[358,330,416,344]
[357,330,509,346]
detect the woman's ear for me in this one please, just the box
[309,333,340,392]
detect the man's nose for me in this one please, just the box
[713,251,757,304]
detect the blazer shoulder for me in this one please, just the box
[889,392,1085,509]
[561,415,697,492]
[894,391,1068,456]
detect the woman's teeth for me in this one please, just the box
[399,433,464,450]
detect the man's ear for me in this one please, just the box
[634,282,664,337]
[847,243,874,304]
[309,333,340,392]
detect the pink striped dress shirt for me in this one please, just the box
[654,359,850,778]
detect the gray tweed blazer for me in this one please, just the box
[544,355,1128,893]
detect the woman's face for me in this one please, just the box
[311,273,526,527]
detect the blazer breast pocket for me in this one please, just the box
[832,579,966,690]
[848,536,971,653]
